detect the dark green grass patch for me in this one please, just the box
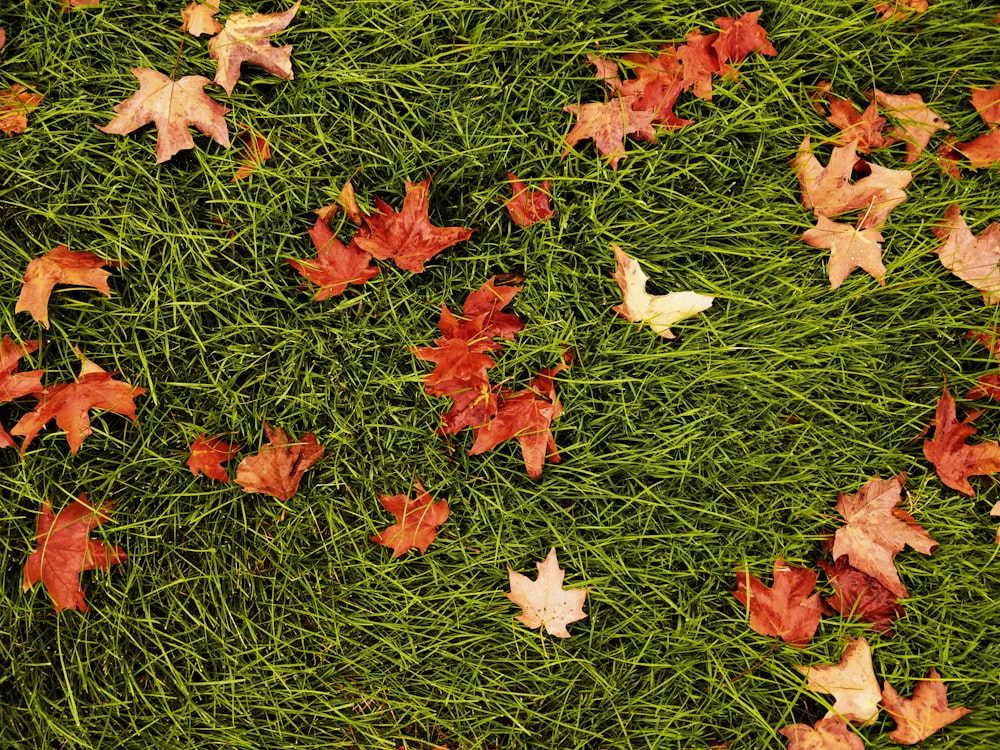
[2,0,1000,747]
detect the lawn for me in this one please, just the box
[1,0,999,747]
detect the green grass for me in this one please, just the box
[2,0,1000,747]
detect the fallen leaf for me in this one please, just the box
[232,127,270,181]
[288,212,378,300]
[15,245,114,329]
[62,0,99,9]
[0,337,44,448]
[953,129,1000,169]
[507,547,588,638]
[817,557,903,634]
[872,89,949,164]
[22,494,126,613]
[779,717,864,750]
[562,95,657,170]
[677,28,719,101]
[0,84,43,137]
[181,0,222,37]
[923,384,1000,496]
[971,84,1000,127]
[712,10,777,77]
[353,175,474,273]
[445,275,525,347]
[802,215,885,289]
[504,173,555,228]
[585,53,620,87]
[11,354,146,455]
[97,68,229,163]
[235,423,324,501]
[469,353,570,480]
[936,136,963,178]
[611,244,713,339]
[732,558,823,647]
[796,636,882,724]
[209,0,301,95]
[832,474,937,598]
[187,433,241,483]
[882,668,973,744]
[792,137,912,227]
[619,46,692,128]
[370,481,449,557]
[0,26,5,51]
[822,95,890,152]
[931,203,1000,304]
[337,179,364,225]
[871,0,928,21]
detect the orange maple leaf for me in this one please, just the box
[232,127,270,181]
[931,203,1000,304]
[779,717,863,750]
[732,558,823,647]
[370,481,450,557]
[22,494,126,613]
[562,95,657,170]
[11,355,146,455]
[181,0,222,37]
[871,89,949,164]
[801,215,885,289]
[235,424,324,501]
[97,68,230,163]
[882,668,973,744]
[504,173,555,228]
[0,84,43,137]
[0,336,44,448]
[923,384,1000,496]
[353,175,474,273]
[187,434,241,483]
[288,211,378,300]
[15,245,115,329]
[209,1,301,95]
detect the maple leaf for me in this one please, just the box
[922,384,1000,496]
[61,0,99,8]
[209,1,301,95]
[585,53,621,88]
[952,129,1000,169]
[288,212,379,300]
[337,179,365,225]
[235,423,324,501]
[713,10,778,76]
[469,352,570,479]
[181,0,222,37]
[0,337,44,448]
[618,47,692,128]
[881,668,973,744]
[0,26,5,51]
[677,28,719,101]
[15,245,115,329]
[971,84,1000,127]
[931,203,1000,304]
[0,84,43,137]
[779,717,864,750]
[413,337,497,435]
[439,275,525,347]
[370,481,449,558]
[562,95,657,170]
[821,94,889,152]
[612,244,713,339]
[817,557,903,634]
[792,137,912,227]
[507,547,588,638]
[801,215,885,289]
[11,354,146,455]
[97,68,230,164]
[832,474,937,598]
[871,89,949,164]
[232,127,270,181]
[796,636,882,724]
[187,433,241,483]
[353,175,474,273]
[22,494,126,613]
[504,173,555,228]
[731,558,823,647]
[871,0,928,21]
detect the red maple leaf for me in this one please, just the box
[412,338,497,434]
[0,336,44,448]
[187,433,241,483]
[732,558,823,647]
[232,127,270,181]
[288,212,379,300]
[438,275,525,348]
[678,28,720,101]
[11,355,146,455]
[208,1,301,95]
[712,10,777,76]
[469,352,571,479]
[504,173,555,228]
[370,480,449,557]
[353,175,474,273]
[235,423,324,501]
[971,84,1000,127]
[923,384,1000,496]
[22,494,126,612]
[832,474,937,598]
[821,93,890,152]
[16,245,116,329]
[882,668,973,744]
[817,556,904,634]
[562,95,657,170]
[618,47,692,128]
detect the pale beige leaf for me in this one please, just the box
[507,547,588,638]
[796,636,882,724]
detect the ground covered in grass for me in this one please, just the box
[2,0,1000,747]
